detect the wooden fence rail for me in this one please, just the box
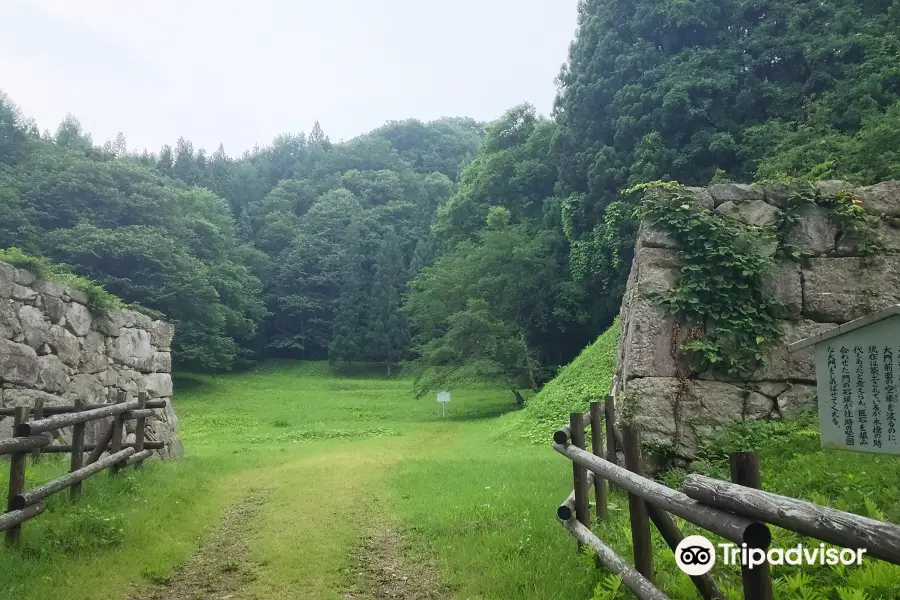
[1,391,166,546]
[552,392,900,600]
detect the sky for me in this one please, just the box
[0,0,579,156]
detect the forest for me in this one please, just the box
[2,0,900,398]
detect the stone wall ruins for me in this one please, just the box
[617,180,900,460]
[0,261,183,458]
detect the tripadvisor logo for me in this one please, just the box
[675,535,867,575]
[675,535,716,576]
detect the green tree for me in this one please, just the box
[368,229,409,375]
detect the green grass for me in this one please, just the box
[505,320,620,444]
[0,361,602,599]
[3,358,900,600]
[586,414,900,600]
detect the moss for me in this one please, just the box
[0,247,124,316]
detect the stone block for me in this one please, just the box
[762,261,802,320]
[624,377,773,457]
[66,373,107,404]
[35,279,65,298]
[856,181,900,218]
[715,199,782,228]
[683,186,715,210]
[636,222,677,250]
[63,286,89,305]
[145,373,173,398]
[44,296,65,324]
[636,246,680,273]
[80,331,108,374]
[116,368,145,393]
[776,384,817,419]
[802,257,900,323]
[14,269,35,286]
[112,328,155,372]
[0,299,22,339]
[753,381,791,399]
[835,218,900,257]
[12,284,38,302]
[753,320,838,382]
[3,388,67,410]
[98,309,153,337]
[18,305,48,349]
[121,309,153,330]
[65,302,93,337]
[36,355,68,393]
[46,324,81,367]
[95,315,122,337]
[150,320,175,350]
[815,180,855,197]
[784,204,838,256]
[0,339,40,386]
[0,262,13,299]
[762,182,806,209]
[708,183,764,208]
[99,369,117,387]
[622,299,680,380]
[152,352,172,374]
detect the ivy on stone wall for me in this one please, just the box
[775,182,879,259]
[631,180,879,378]
[630,182,782,377]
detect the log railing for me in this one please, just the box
[1,390,166,546]
[553,390,900,600]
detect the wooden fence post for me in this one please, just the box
[729,452,773,600]
[6,407,29,546]
[109,391,125,476]
[589,401,607,520]
[604,395,617,493]
[622,424,654,583]
[570,412,590,550]
[133,392,147,470]
[30,398,44,463]
[70,398,86,501]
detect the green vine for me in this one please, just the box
[775,181,880,259]
[628,183,782,377]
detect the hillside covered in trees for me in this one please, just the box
[2,0,900,397]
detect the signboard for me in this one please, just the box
[437,391,450,418]
[796,309,900,455]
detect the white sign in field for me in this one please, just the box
[790,306,900,455]
[437,391,451,419]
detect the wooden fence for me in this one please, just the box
[1,390,167,546]
[554,394,900,600]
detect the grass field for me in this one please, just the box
[0,361,602,600]
[3,360,900,600]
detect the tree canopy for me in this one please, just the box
[1,0,898,396]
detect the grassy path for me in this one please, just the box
[0,362,600,600]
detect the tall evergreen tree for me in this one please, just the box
[368,228,409,375]
[328,217,373,363]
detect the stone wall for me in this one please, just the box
[617,180,900,460]
[0,261,183,458]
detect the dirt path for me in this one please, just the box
[126,490,271,600]
[342,528,452,600]
[125,430,454,600]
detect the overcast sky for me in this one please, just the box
[0,0,579,156]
